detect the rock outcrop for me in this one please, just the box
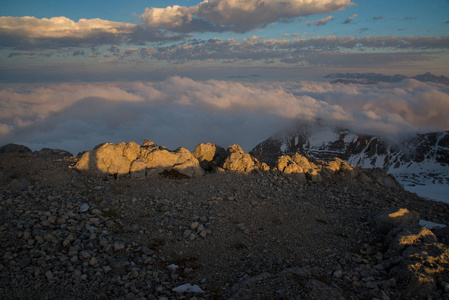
[371,208,449,299]
[130,145,204,178]
[73,140,400,186]
[0,143,32,154]
[192,143,227,171]
[275,153,360,182]
[371,208,420,234]
[222,145,259,173]
[75,140,204,178]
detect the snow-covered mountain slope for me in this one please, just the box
[252,124,449,203]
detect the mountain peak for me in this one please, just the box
[252,124,449,201]
[325,72,449,85]
[412,72,449,85]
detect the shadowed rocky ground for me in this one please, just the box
[0,142,448,299]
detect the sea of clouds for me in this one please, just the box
[0,77,448,155]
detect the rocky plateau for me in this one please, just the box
[0,140,448,299]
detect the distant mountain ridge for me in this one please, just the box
[252,123,449,200]
[325,72,449,85]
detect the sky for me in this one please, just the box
[1,0,449,82]
[0,0,449,154]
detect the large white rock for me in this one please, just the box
[222,144,256,173]
[76,140,204,178]
[75,142,140,177]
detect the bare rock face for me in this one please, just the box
[75,140,204,178]
[222,145,258,173]
[131,146,204,178]
[383,225,448,299]
[76,142,140,177]
[277,155,301,174]
[192,143,227,171]
[276,154,321,181]
[371,208,420,234]
[370,207,449,299]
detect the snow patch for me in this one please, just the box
[172,283,205,293]
[402,183,449,204]
[280,143,287,152]
[419,219,447,229]
[308,127,339,148]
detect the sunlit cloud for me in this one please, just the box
[141,0,354,33]
[0,16,188,49]
[308,16,334,27]
[0,77,447,153]
[343,14,357,24]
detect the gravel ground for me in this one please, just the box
[1,151,448,299]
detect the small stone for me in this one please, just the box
[79,203,90,212]
[22,231,31,240]
[196,224,205,233]
[333,269,343,279]
[190,222,199,230]
[45,270,54,281]
[199,231,207,238]
[183,230,192,239]
[114,241,125,251]
[352,281,362,289]
[155,285,164,292]
[444,282,449,293]
[379,290,390,300]
[103,266,112,273]
[237,223,246,231]
[79,251,91,261]
[89,257,98,266]
[365,281,378,289]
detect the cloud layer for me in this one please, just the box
[141,0,353,33]
[0,16,188,48]
[1,77,448,154]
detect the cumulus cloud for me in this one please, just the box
[0,16,188,49]
[0,16,136,39]
[141,0,354,33]
[0,77,448,154]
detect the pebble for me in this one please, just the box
[333,269,343,279]
[79,203,90,212]
[114,241,125,251]
[190,222,199,230]
[89,257,98,266]
[45,270,54,281]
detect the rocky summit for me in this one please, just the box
[1,141,449,299]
